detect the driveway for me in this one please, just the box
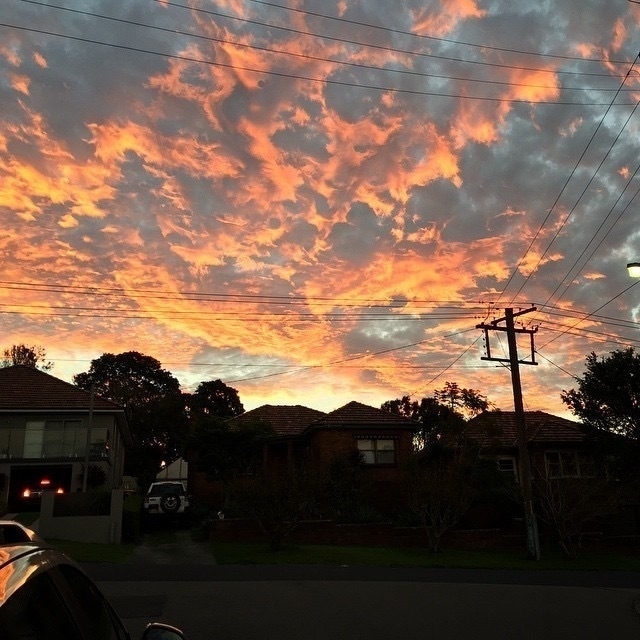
[125,529,217,565]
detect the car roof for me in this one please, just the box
[0,541,76,607]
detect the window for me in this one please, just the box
[357,438,396,465]
[496,457,517,477]
[0,570,81,640]
[544,451,593,478]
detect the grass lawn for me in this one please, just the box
[48,539,136,563]
[8,511,640,571]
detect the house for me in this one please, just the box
[189,400,417,514]
[156,457,188,490]
[0,365,131,511]
[464,410,599,481]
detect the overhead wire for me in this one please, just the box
[3,2,638,105]
[496,54,640,307]
[157,0,636,79]
[15,0,629,95]
[4,2,640,392]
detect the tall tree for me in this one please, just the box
[1,344,53,370]
[73,351,180,415]
[188,379,244,419]
[433,381,491,418]
[382,383,493,450]
[73,351,184,477]
[189,416,273,509]
[561,348,640,440]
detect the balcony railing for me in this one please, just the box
[0,428,109,461]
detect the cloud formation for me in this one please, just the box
[2,0,640,415]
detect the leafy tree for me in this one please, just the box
[133,391,191,475]
[73,351,184,477]
[1,344,53,370]
[189,417,273,509]
[74,351,180,415]
[382,383,493,450]
[383,395,460,451]
[561,348,640,440]
[188,379,244,418]
[433,381,491,418]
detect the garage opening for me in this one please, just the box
[8,465,72,512]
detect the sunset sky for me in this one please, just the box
[2,0,640,417]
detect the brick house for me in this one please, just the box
[189,401,417,513]
[464,410,598,482]
[0,365,131,511]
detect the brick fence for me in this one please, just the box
[209,518,526,549]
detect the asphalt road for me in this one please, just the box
[91,562,640,640]
[86,531,640,639]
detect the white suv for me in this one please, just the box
[143,481,190,518]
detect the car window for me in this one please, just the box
[52,564,129,640]
[0,570,82,640]
[149,484,183,496]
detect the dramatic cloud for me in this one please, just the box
[2,0,640,416]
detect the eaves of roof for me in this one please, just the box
[0,365,124,412]
[228,404,327,437]
[0,365,132,446]
[306,400,418,432]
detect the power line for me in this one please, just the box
[2,13,635,105]
[18,0,628,95]
[498,55,640,304]
[158,0,636,78]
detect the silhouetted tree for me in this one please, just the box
[382,382,493,451]
[562,348,640,440]
[187,379,244,418]
[1,344,53,370]
[74,351,185,476]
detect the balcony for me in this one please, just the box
[0,428,109,461]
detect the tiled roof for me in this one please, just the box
[309,401,417,430]
[229,404,327,436]
[466,410,586,448]
[0,365,124,412]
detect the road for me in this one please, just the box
[91,562,640,640]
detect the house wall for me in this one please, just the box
[309,428,414,515]
[309,428,414,472]
[0,412,126,511]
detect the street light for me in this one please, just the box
[627,262,640,278]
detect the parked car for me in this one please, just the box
[0,521,187,639]
[21,478,65,502]
[143,481,190,519]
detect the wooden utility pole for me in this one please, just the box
[477,307,540,560]
[82,384,95,493]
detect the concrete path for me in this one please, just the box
[125,530,217,565]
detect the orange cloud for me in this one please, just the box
[412,0,486,36]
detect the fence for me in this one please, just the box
[38,489,124,544]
